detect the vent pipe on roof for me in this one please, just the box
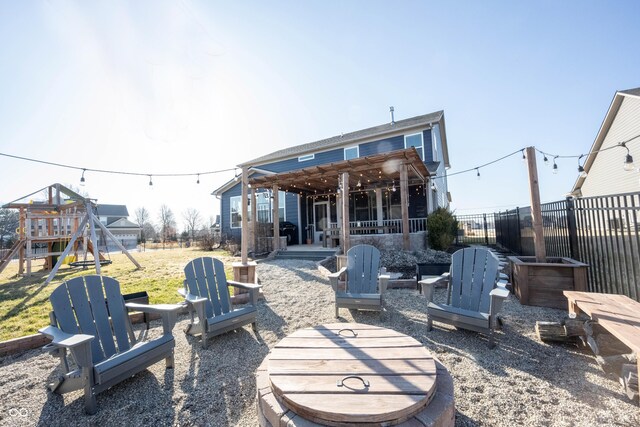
[390,106,395,125]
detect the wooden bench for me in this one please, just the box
[564,290,640,404]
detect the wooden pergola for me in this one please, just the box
[238,147,432,264]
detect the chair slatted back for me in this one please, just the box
[448,248,499,314]
[345,244,381,294]
[184,257,232,319]
[49,275,133,364]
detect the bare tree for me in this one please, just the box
[0,208,19,249]
[182,208,201,242]
[158,205,176,249]
[135,207,152,249]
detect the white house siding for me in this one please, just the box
[581,96,640,197]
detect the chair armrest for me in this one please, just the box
[39,325,94,368]
[39,325,94,349]
[228,280,262,291]
[125,302,184,334]
[489,287,510,329]
[490,287,510,299]
[328,267,347,292]
[378,274,390,293]
[418,273,449,301]
[125,302,183,314]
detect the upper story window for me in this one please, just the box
[404,132,424,160]
[432,123,440,162]
[344,146,359,160]
[298,153,314,162]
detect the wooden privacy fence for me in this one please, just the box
[494,191,640,302]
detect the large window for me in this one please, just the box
[255,191,286,223]
[230,196,242,228]
[344,146,359,160]
[404,132,424,160]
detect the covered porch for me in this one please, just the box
[238,147,436,262]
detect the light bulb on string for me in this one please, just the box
[521,149,526,162]
[543,154,549,166]
[624,154,635,171]
[552,157,558,174]
[577,155,587,178]
[476,168,480,180]
[149,175,153,186]
[80,169,86,186]
[196,174,200,184]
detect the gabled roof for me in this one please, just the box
[571,87,640,193]
[96,204,129,217]
[106,218,140,229]
[238,111,446,167]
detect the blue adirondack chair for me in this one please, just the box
[179,257,262,348]
[39,275,182,414]
[328,244,390,318]
[419,247,510,348]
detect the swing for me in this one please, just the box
[69,207,112,269]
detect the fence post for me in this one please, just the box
[516,207,522,255]
[483,213,489,245]
[566,197,579,260]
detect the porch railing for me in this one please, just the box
[327,218,428,235]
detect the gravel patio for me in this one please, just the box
[1,258,639,427]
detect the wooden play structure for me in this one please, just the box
[0,183,141,284]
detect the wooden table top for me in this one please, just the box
[564,291,640,353]
[267,323,437,425]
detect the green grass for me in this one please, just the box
[0,248,242,341]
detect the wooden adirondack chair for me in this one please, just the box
[179,257,262,348]
[39,275,182,414]
[419,247,510,348]
[328,244,390,318]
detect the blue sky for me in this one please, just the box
[1,1,639,228]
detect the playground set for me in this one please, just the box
[0,183,140,284]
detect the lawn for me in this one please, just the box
[0,248,242,341]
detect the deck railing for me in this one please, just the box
[328,218,428,235]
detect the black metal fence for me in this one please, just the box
[493,192,640,301]
[454,213,496,245]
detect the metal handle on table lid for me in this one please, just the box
[337,375,370,388]
[337,328,357,337]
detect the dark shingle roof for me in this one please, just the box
[619,87,640,97]
[238,111,443,167]
[96,204,129,217]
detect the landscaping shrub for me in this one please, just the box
[426,208,458,251]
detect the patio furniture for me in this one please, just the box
[256,323,455,426]
[180,257,261,348]
[419,247,509,348]
[39,275,181,414]
[328,244,390,318]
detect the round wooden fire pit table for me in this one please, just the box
[256,323,454,427]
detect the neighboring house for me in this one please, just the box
[571,87,640,197]
[213,110,451,250]
[95,204,141,251]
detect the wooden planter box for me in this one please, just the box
[508,256,588,309]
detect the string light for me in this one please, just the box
[577,155,587,178]
[476,168,480,180]
[521,149,526,162]
[622,143,635,171]
[148,175,153,186]
[543,154,549,166]
[196,174,200,184]
[552,157,558,174]
[80,169,86,186]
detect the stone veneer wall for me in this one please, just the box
[349,231,427,251]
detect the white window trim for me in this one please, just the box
[404,132,424,160]
[344,146,359,160]
[298,153,315,162]
[432,125,439,162]
[230,195,241,229]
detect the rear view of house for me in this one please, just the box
[213,109,452,252]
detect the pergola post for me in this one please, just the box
[236,166,257,291]
[250,187,256,254]
[272,185,280,250]
[400,164,410,250]
[340,172,350,252]
[525,146,546,262]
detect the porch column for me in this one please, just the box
[272,185,280,250]
[250,187,257,254]
[400,164,410,250]
[340,172,350,252]
[375,188,383,228]
[241,166,249,264]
